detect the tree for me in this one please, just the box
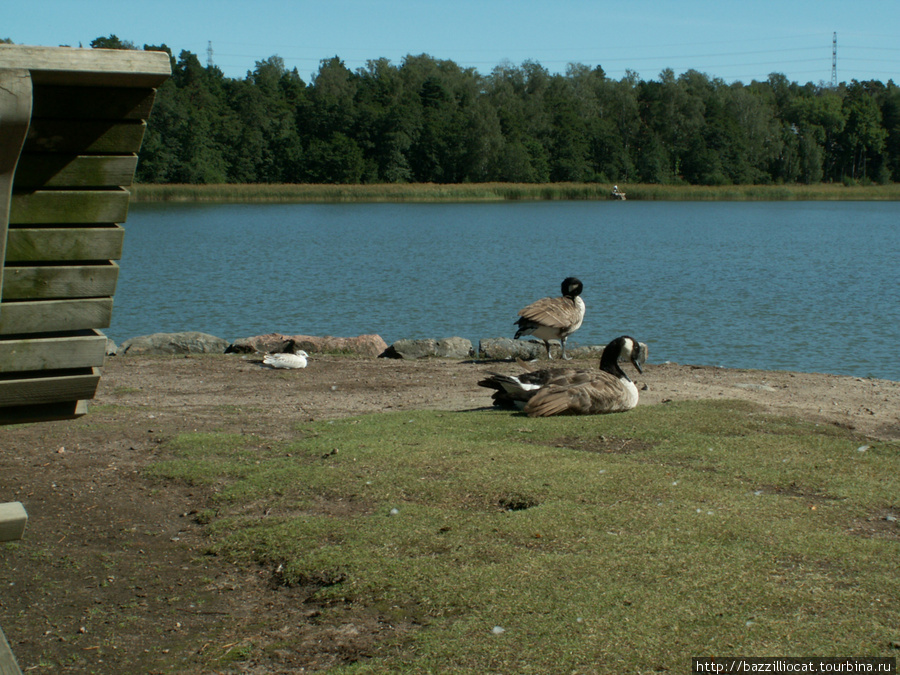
[354,58,417,182]
[121,36,899,186]
[304,132,365,183]
[90,35,136,50]
[225,57,305,182]
[638,69,706,182]
[484,61,552,182]
[399,54,488,182]
[879,81,900,182]
[542,74,591,181]
[840,81,888,182]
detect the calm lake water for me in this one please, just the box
[111,200,900,381]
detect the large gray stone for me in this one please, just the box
[382,338,437,359]
[435,337,474,358]
[381,337,474,359]
[120,331,229,355]
[563,344,605,360]
[479,337,604,361]
[227,334,295,354]
[228,333,388,358]
[478,337,547,360]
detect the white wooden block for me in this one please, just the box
[0,502,28,542]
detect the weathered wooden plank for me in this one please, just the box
[0,502,28,542]
[9,189,130,225]
[0,367,100,407]
[5,225,124,262]
[1,263,119,300]
[32,85,158,120]
[13,154,139,189]
[0,622,24,675]
[0,330,108,372]
[0,69,33,323]
[0,399,88,426]
[0,45,171,87]
[0,298,112,334]
[25,119,147,154]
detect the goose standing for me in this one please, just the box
[478,335,646,416]
[514,277,585,359]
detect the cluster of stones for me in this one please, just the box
[108,331,607,360]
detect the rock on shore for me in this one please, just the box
[113,331,606,361]
[119,331,230,355]
[380,337,473,359]
[228,333,388,357]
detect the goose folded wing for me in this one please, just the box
[520,366,588,387]
[518,297,578,328]
[523,372,623,417]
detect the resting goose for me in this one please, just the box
[478,335,646,417]
[514,277,585,359]
[262,340,309,369]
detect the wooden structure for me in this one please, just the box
[0,45,170,425]
[0,502,29,675]
[0,45,170,675]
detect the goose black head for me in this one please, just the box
[601,335,644,375]
[561,277,583,298]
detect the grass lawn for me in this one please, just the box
[148,399,900,673]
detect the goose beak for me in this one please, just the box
[632,342,648,374]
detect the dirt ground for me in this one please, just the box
[2,353,899,674]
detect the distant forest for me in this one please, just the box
[93,36,900,185]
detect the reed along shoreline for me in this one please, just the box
[130,182,900,203]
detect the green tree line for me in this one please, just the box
[88,36,900,185]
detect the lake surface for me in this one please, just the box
[111,200,900,381]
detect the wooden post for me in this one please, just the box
[0,624,23,675]
[0,69,33,310]
[0,501,27,675]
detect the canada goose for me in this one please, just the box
[478,335,646,416]
[262,340,309,369]
[514,277,585,359]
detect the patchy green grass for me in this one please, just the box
[148,401,900,673]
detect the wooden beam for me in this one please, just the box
[25,118,147,155]
[0,399,88,425]
[0,298,113,334]
[0,502,28,542]
[0,45,171,88]
[1,263,119,300]
[5,225,124,262]
[13,154,139,189]
[0,367,100,407]
[9,189,130,225]
[32,85,158,120]
[0,330,108,372]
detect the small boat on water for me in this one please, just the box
[610,184,626,200]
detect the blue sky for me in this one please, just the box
[5,0,899,85]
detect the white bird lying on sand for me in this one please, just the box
[263,351,309,369]
[478,335,646,416]
[262,341,309,369]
